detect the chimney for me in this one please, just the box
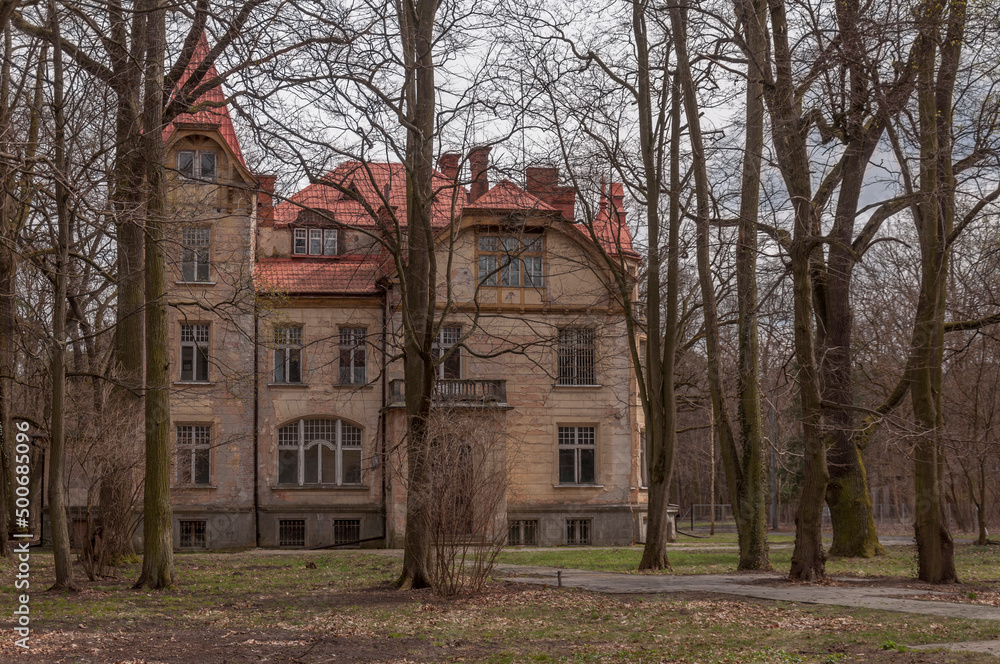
[525,165,575,221]
[469,145,491,202]
[256,174,276,225]
[610,182,625,226]
[437,152,460,182]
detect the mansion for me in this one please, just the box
[152,43,664,551]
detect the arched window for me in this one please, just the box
[277,418,363,486]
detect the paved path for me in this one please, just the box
[498,565,1000,620]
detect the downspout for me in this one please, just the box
[253,303,260,547]
[380,281,389,546]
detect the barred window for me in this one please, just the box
[176,425,211,485]
[179,520,207,548]
[558,328,596,385]
[558,426,596,485]
[181,227,210,282]
[277,418,363,486]
[508,519,538,546]
[333,519,361,546]
[279,519,306,547]
[274,326,302,384]
[566,519,591,545]
[339,328,367,384]
[179,323,210,382]
[433,326,461,379]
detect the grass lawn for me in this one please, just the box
[496,543,1000,582]
[2,546,999,663]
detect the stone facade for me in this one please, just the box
[147,52,671,551]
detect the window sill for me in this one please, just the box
[553,384,603,389]
[332,383,375,389]
[553,484,605,489]
[173,381,215,386]
[268,382,309,388]
[173,484,218,490]
[270,484,369,491]
[174,281,217,286]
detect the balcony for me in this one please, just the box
[388,379,510,408]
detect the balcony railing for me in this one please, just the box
[388,379,508,407]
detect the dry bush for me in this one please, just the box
[418,407,510,596]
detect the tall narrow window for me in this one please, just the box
[179,324,210,381]
[176,425,211,485]
[277,418,364,486]
[558,426,596,484]
[274,326,302,384]
[339,328,367,384]
[433,326,461,379]
[293,228,307,255]
[558,328,596,385]
[181,227,210,282]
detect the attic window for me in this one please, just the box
[178,150,217,181]
[293,228,338,256]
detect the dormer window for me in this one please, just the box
[178,150,217,181]
[293,228,338,256]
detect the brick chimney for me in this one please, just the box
[526,165,576,221]
[256,174,276,225]
[437,152,460,182]
[469,146,491,202]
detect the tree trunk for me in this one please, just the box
[395,0,439,591]
[730,0,771,571]
[907,0,963,585]
[47,0,78,590]
[133,0,174,590]
[631,0,678,573]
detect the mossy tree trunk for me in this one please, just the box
[906,0,964,584]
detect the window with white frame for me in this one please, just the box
[181,227,210,282]
[277,418,363,486]
[558,425,596,484]
[179,323,210,381]
[558,328,596,385]
[176,424,211,485]
[433,326,461,379]
[477,234,543,287]
[339,328,366,384]
[292,228,338,256]
[273,326,302,383]
[177,150,217,181]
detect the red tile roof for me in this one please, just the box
[162,33,247,169]
[274,162,466,228]
[465,180,557,213]
[255,258,380,295]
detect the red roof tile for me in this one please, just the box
[255,257,380,295]
[162,33,247,169]
[274,162,466,228]
[465,180,557,213]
